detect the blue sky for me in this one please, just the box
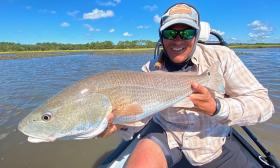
[0,0,279,44]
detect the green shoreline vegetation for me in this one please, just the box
[0,48,155,60]
[229,43,280,48]
[0,41,279,60]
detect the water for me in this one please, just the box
[235,48,280,155]
[0,48,279,167]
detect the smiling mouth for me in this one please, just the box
[171,47,186,52]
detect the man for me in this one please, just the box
[100,3,274,168]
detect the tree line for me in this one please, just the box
[1,41,279,52]
[0,40,157,52]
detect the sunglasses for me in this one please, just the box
[162,29,197,40]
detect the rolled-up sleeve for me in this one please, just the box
[212,49,274,126]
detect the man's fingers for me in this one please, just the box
[99,124,118,138]
[190,93,207,101]
[107,112,115,123]
[191,82,208,94]
[97,112,117,138]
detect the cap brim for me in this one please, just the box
[160,18,199,32]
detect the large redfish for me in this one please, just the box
[18,64,223,143]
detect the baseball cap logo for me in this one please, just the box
[160,3,200,31]
[169,4,192,15]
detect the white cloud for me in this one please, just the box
[67,10,80,17]
[248,20,273,41]
[97,0,121,6]
[60,22,70,27]
[84,24,100,32]
[153,14,161,23]
[83,9,114,20]
[109,28,115,33]
[248,20,272,32]
[211,29,225,36]
[137,25,149,29]
[144,4,158,11]
[248,32,270,39]
[123,32,133,37]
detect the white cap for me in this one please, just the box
[160,4,199,32]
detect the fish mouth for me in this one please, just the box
[18,126,56,143]
[27,136,56,143]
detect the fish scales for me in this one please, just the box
[92,70,211,124]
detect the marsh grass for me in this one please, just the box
[0,48,154,60]
[1,44,280,60]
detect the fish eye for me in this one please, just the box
[207,72,210,76]
[41,113,52,121]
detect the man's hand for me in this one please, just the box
[189,82,217,116]
[98,112,124,138]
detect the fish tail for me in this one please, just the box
[207,63,224,93]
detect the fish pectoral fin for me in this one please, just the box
[112,103,146,126]
[75,119,109,140]
[119,103,144,117]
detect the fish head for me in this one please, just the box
[18,91,112,143]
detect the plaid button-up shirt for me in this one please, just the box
[119,44,274,166]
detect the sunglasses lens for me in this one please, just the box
[162,29,196,40]
[179,29,196,40]
[162,30,177,40]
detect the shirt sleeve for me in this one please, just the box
[212,49,274,126]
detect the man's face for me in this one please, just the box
[162,24,196,64]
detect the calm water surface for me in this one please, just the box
[0,48,279,168]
